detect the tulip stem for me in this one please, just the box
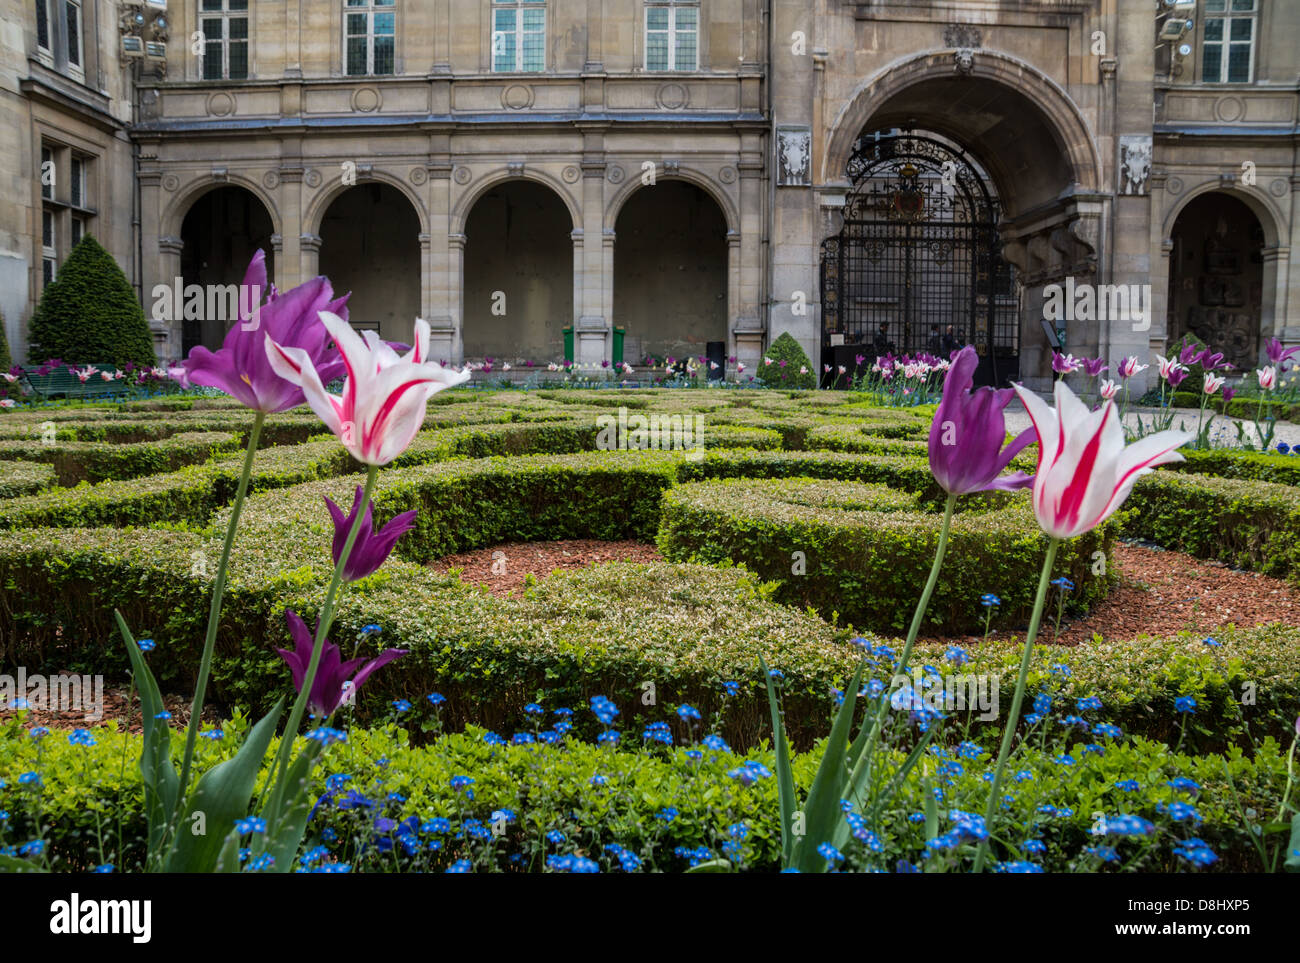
[850,491,958,800]
[264,464,378,832]
[174,411,265,813]
[972,535,1061,873]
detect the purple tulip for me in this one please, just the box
[1222,386,1237,404]
[324,486,417,582]
[1196,349,1227,371]
[180,250,351,413]
[1082,357,1108,378]
[928,346,1036,495]
[1265,337,1300,366]
[1167,364,1190,390]
[1178,343,1202,366]
[1052,352,1083,375]
[277,609,407,717]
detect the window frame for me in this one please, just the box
[491,0,546,74]
[1201,0,1257,84]
[42,209,57,286]
[343,0,396,77]
[644,1,699,72]
[63,0,83,79]
[34,0,52,54]
[199,0,251,81]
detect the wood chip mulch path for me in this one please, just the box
[427,538,662,597]
[922,541,1300,648]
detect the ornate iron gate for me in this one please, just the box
[820,131,1020,386]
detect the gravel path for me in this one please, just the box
[1003,400,1300,449]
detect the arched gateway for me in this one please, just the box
[820,130,1019,386]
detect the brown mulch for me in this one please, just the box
[3,687,221,734]
[428,538,662,596]
[12,540,1296,732]
[922,541,1300,648]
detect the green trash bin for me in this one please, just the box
[563,326,574,363]
[612,326,625,366]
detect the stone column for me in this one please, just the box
[426,157,456,363]
[448,232,467,364]
[156,235,184,360]
[276,169,304,288]
[299,232,322,280]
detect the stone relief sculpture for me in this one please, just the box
[776,126,811,186]
[1119,135,1152,196]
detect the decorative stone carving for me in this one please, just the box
[507,161,525,177]
[161,173,180,192]
[562,165,580,184]
[453,166,472,185]
[1166,176,1184,194]
[1119,135,1152,195]
[263,170,280,189]
[205,92,236,117]
[502,85,534,110]
[953,49,975,75]
[1214,96,1245,122]
[304,169,322,188]
[607,165,625,184]
[775,127,811,187]
[655,83,689,110]
[1269,178,1289,197]
[943,24,982,48]
[351,87,381,112]
[409,167,428,185]
[719,166,737,184]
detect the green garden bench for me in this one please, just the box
[23,365,123,401]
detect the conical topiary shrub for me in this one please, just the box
[27,235,156,366]
[758,331,817,389]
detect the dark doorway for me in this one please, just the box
[180,186,275,354]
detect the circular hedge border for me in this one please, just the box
[657,477,1116,634]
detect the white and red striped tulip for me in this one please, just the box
[1203,373,1226,395]
[1257,366,1277,390]
[266,311,470,465]
[1099,379,1118,401]
[1013,381,1192,540]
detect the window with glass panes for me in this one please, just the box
[1202,0,1256,83]
[645,2,697,71]
[35,0,51,50]
[69,155,85,208]
[42,210,56,285]
[201,0,249,80]
[40,146,53,199]
[345,0,395,76]
[492,0,545,73]
[64,0,81,70]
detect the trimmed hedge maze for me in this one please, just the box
[1,388,1299,752]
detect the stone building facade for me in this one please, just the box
[2,1,1297,393]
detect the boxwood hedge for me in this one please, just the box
[657,477,1116,633]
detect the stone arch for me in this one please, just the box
[822,48,1102,210]
[163,174,281,240]
[304,168,429,237]
[1165,186,1282,369]
[612,180,730,364]
[318,182,424,342]
[451,169,580,234]
[1162,181,1285,249]
[604,168,739,235]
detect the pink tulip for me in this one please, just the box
[266,312,470,465]
[1012,381,1192,539]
